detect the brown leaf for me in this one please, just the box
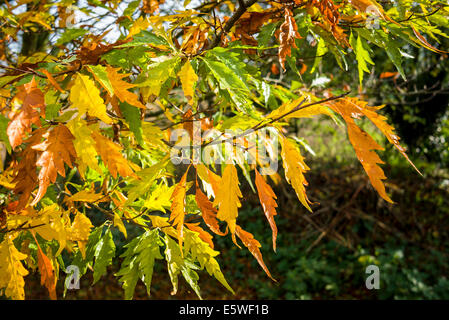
[278,8,302,70]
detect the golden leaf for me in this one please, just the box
[213,164,242,235]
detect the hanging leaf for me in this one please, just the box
[255,169,278,251]
[213,164,242,235]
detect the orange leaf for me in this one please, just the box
[40,69,64,93]
[168,167,189,253]
[195,186,227,236]
[7,77,43,149]
[30,125,77,206]
[326,97,417,202]
[411,26,449,54]
[235,225,275,281]
[32,233,57,300]
[255,169,278,251]
[106,66,146,109]
[91,131,135,179]
[186,222,214,249]
[12,129,43,210]
[379,71,398,79]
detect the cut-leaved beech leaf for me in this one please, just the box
[327,97,420,203]
[213,164,242,235]
[235,225,275,281]
[278,8,301,70]
[195,185,227,236]
[280,136,312,211]
[7,77,43,149]
[255,169,278,251]
[168,167,189,252]
[30,124,77,206]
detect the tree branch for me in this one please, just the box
[207,0,259,49]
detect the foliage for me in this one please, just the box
[0,0,448,300]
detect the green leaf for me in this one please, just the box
[88,65,114,96]
[258,23,278,47]
[184,229,234,294]
[120,102,144,146]
[0,114,11,153]
[93,228,116,284]
[56,28,88,45]
[115,230,163,299]
[164,234,202,299]
[201,57,252,113]
[350,32,374,85]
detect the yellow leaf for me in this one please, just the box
[69,73,112,124]
[0,233,29,300]
[67,119,102,178]
[113,213,127,239]
[65,189,107,203]
[127,16,150,38]
[68,212,93,259]
[68,212,93,242]
[268,96,333,121]
[33,204,70,256]
[177,60,198,105]
[213,164,242,234]
[280,136,312,211]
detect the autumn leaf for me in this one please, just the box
[106,66,146,109]
[12,129,42,210]
[30,124,77,206]
[7,77,43,149]
[235,225,275,281]
[177,60,198,105]
[69,73,112,124]
[280,136,312,211]
[32,232,57,300]
[195,186,226,236]
[66,119,102,178]
[0,233,29,300]
[40,69,64,93]
[186,222,214,249]
[255,169,278,251]
[91,131,135,179]
[327,98,392,202]
[65,189,107,203]
[278,8,301,70]
[213,164,242,235]
[33,204,70,256]
[168,167,189,252]
[327,97,419,202]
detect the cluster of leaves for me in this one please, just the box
[0,0,448,300]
